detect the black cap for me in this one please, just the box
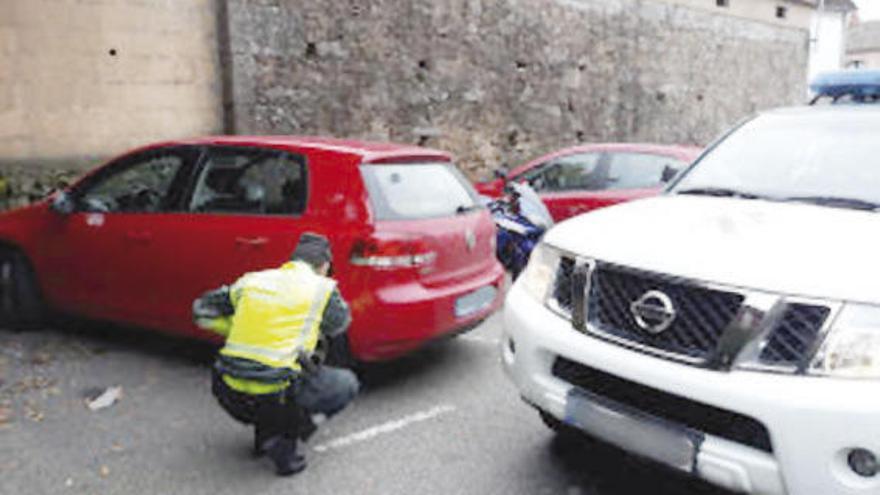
[291,232,333,269]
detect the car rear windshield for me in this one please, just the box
[360,162,481,220]
[672,109,880,206]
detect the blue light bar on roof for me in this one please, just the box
[810,69,880,98]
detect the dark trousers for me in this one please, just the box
[212,366,359,448]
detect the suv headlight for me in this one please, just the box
[811,303,880,379]
[519,242,561,303]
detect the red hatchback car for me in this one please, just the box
[0,137,505,361]
[476,143,701,221]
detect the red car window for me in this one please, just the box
[521,152,604,192]
[76,148,199,213]
[606,152,689,190]
[360,162,479,220]
[189,147,307,216]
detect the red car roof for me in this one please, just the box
[509,142,702,178]
[153,135,452,164]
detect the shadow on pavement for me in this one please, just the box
[0,317,217,367]
[1,317,467,395]
[547,431,733,495]
[357,341,461,392]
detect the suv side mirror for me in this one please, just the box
[493,167,509,181]
[660,165,680,183]
[50,191,75,215]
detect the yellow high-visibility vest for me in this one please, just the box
[219,261,335,394]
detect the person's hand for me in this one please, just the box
[297,351,319,375]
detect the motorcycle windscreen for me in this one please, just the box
[511,182,554,229]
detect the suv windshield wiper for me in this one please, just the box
[783,195,880,212]
[455,204,479,214]
[676,187,766,200]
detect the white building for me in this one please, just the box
[665,0,818,28]
[846,20,880,68]
[809,0,858,82]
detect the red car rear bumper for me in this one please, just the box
[348,262,506,361]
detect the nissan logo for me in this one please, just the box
[630,290,677,334]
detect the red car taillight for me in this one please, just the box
[350,234,437,271]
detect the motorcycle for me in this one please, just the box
[483,182,554,279]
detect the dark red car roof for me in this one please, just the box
[510,142,702,178]
[149,135,452,165]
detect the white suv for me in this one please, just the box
[501,74,880,495]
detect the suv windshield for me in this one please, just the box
[360,162,481,220]
[672,108,880,210]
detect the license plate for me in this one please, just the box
[564,388,701,473]
[454,285,497,317]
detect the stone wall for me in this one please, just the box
[0,0,811,208]
[224,0,810,179]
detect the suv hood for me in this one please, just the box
[546,195,880,305]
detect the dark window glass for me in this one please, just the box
[78,149,194,213]
[521,153,603,192]
[190,147,307,215]
[606,152,688,190]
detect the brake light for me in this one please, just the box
[350,234,437,270]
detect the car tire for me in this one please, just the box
[539,410,563,431]
[539,409,588,448]
[0,247,45,329]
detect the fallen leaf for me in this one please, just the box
[0,406,11,424]
[110,443,125,453]
[30,351,52,366]
[25,406,44,422]
[99,465,110,478]
[86,386,123,411]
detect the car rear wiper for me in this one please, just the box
[676,187,766,200]
[783,195,880,212]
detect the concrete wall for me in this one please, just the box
[224,0,810,179]
[0,0,223,167]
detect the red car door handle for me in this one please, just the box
[126,231,153,244]
[236,237,269,248]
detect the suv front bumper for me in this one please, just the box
[501,282,880,495]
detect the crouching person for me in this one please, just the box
[194,232,359,476]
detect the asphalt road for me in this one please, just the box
[0,314,733,495]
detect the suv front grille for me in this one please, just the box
[550,257,576,315]
[589,264,744,362]
[552,357,774,453]
[548,256,833,371]
[759,304,831,367]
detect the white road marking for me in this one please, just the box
[312,404,456,453]
[458,335,500,346]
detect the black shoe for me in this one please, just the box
[254,428,269,457]
[253,439,267,458]
[252,425,272,458]
[265,438,307,477]
[298,414,318,442]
